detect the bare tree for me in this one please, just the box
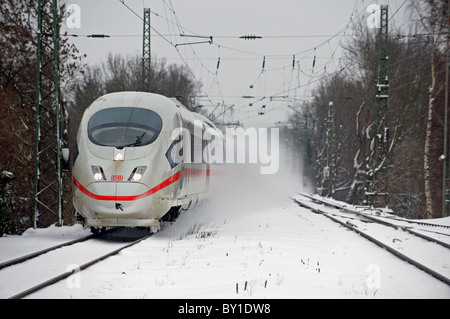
[0,0,84,233]
[410,0,447,218]
[286,2,446,219]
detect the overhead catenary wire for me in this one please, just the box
[117,0,222,111]
[220,0,362,120]
[117,0,410,122]
[162,0,227,109]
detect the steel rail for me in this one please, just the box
[292,197,450,287]
[300,193,450,249]
[302,193,450,229]
[0,234,95,270]
[8,233,152,299]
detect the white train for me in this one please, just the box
[72,92,222,233]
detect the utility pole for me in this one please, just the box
[34,0,63,228]
[324,101,336,197]
[365,5,389,207]
[142,8,151,92]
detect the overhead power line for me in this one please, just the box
[65,32,356,39]
[113,0,408,123]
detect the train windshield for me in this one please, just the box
[88,107,163,148]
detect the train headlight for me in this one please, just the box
[114,148,125,161]
[128,166,147,182]
[131,173,142,182]
[91,165,106,181]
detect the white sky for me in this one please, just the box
[62,0,409,127]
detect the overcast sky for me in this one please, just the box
[62,0,409,127]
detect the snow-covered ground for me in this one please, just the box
[1,166,449,299]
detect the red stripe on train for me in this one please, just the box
[72,171,181,201]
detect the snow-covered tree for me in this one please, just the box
[0,0,84,233]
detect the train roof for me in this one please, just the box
[168,97,217,129]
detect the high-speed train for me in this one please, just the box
[72,92,222,233]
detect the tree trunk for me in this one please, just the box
[424,86,434,219]
[424,38,445,219]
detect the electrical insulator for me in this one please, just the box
[87,34,110,38]
[239,35,262,40]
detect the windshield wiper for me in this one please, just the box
[116,132,146,148]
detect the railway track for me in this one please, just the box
[300,193,450,249]
[0,234,95,271]
[293,193,450,286]
[0,229,152,299]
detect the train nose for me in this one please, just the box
[85,182,153,216]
